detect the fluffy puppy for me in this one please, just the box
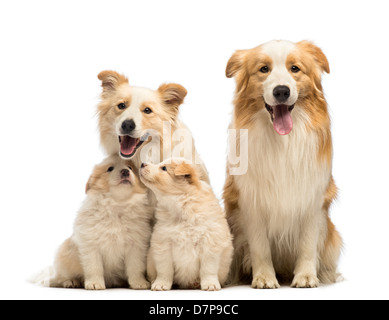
[97,70,209,183]
[48,154,153,290]
[140,159,233,291]
[224,40,342,288]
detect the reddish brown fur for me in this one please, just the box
[174,162,201,188]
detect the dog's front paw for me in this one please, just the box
[252,274,280,289]
[201,279,221,291]
[85,280,106,290]
[292,274,319,288]
[63,279,82,288]
[130,279,151,290]
[151,279,172,291]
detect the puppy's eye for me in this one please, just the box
[107,167,114,172]
[117,103,126,110]
[144,107,153,114]
[161,166,167,172]
[260,66,270,73]
[128,166,133,171]
[291,66,300,73]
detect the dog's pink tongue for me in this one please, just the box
[273,105,293,135]
[120,136,137,156]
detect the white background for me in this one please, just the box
[1,0,388,300]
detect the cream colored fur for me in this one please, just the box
[44,155,153,290]
[140,159,233,291]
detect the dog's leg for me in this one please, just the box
[79,248,106,290]
[125,246,150,290]
[150,243,174,291]
[200,251,222,291]
[146,248,157,283]
[292,213,321,288]
[247,218,280,289]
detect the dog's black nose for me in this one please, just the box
[121,169,130,177]
[121,119,136,134]
[273,86,290,103]
[141,163,147,168]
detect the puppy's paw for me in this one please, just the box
[85,280,106,290]
[292,274,319,288]
[151,279,172,291]
[130,279,151,290]
[63,279,81,288]
[201,280,221,291]
[252,274,280,289]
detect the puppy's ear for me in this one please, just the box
[174,163,200,187]
[297,41,330,74]
[226,50,247,78]
[85,174,96,194]
[98,70,129,93]
[85,164,105,194]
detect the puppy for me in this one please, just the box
[140,159,233,291]
[224,40,342,288]
[48,154,153,289]
[97,70,209,182]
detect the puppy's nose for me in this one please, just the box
[141,163,147,168]
[121,119,136,134]
[273,86,290,103]
[121,169,130,177]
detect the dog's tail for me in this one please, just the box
[29,266,55,287]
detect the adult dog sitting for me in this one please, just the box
[224,40,342,288]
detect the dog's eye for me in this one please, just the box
[117,103,126,110]
[144,107,153,114]
[259,66,270,73]
[128,166,133,171]
[291,66,300,73]
[161,166,167,172]
[107,167,114,172]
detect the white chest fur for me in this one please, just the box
[233,109,331,231]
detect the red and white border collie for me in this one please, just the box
[224,40,342,288]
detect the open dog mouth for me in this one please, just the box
[265,103,295,136]
[118,133,150,158]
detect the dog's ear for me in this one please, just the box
[158,83,187,120]
[297,41,330,74]
[226,50,247,78]
[98,70,129,93]
[85,174,95,194]
[158,83,187,108]
[174,163,200,187]
[85,164,106,194]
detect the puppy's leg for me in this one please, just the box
[79,248,106,290]
[200,251,222,291]
[150,243,174,291]
[147,248,157,283]
[247,218,280,289]
[292,213,321,288]
[50,238,83,288]
[125,246,150,290]
[218,245,234,286]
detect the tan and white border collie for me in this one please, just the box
[224,40,342,288]
[97,71,209,182]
